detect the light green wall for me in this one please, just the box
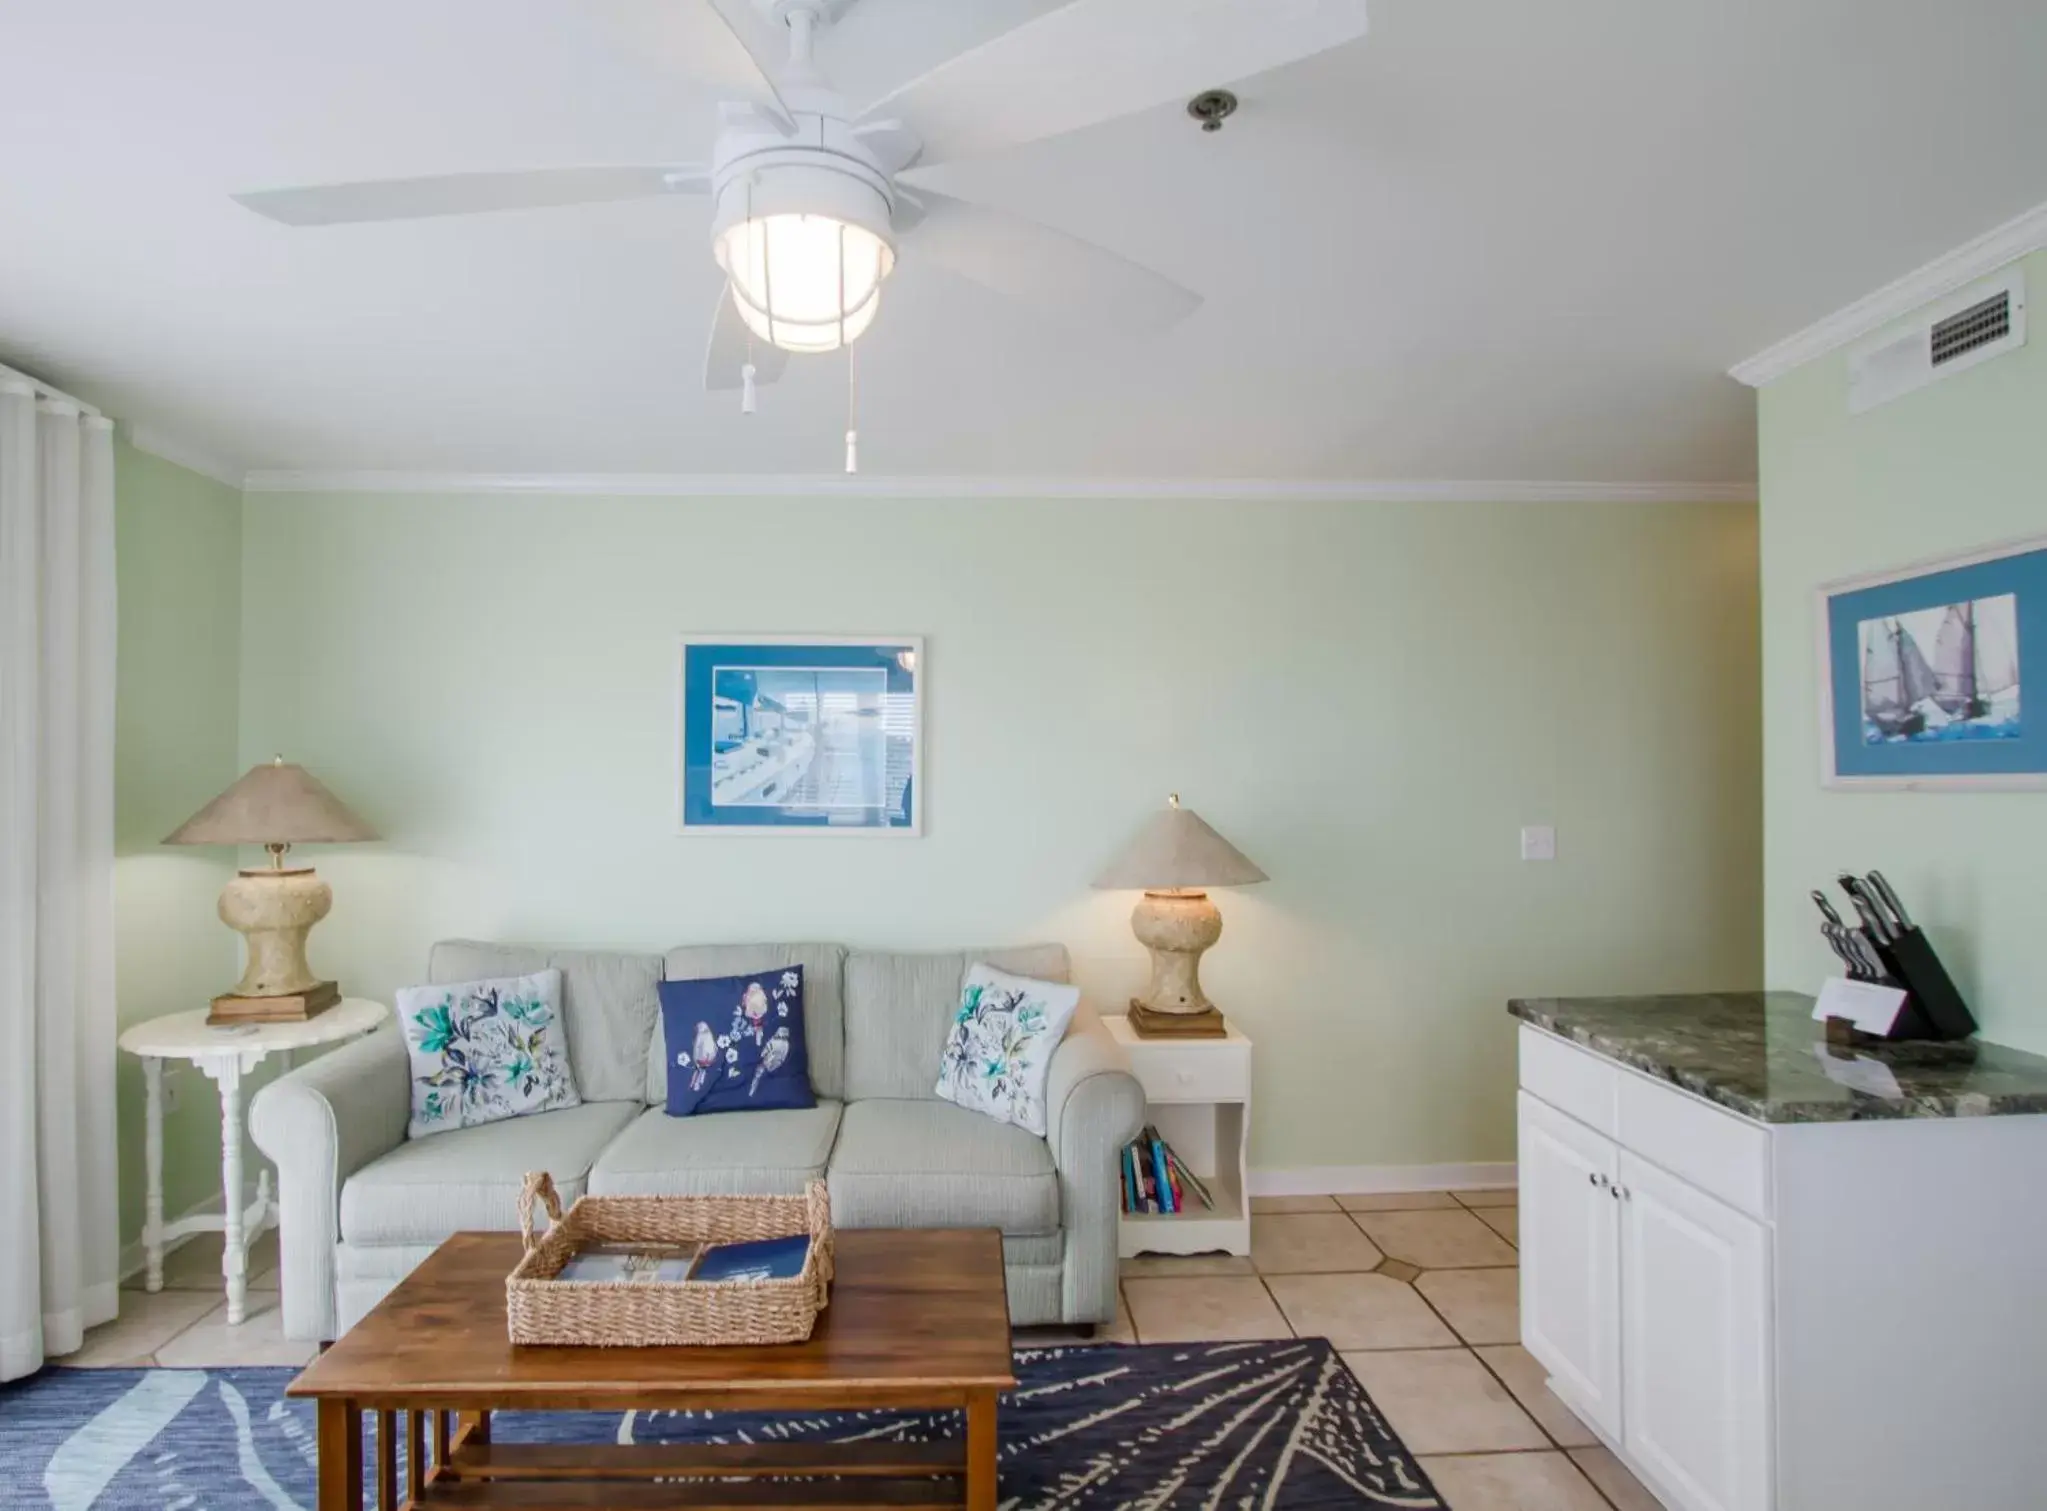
[236,490,1761,1170]
[113,440,244,1247]
[1759,248,2047,1052]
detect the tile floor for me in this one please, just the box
[59,1189,1657,1510]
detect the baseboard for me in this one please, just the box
[117,1189,225,1283]
[1248,1163,1516,1197]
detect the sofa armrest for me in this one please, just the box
[250,1026,410,1341]
[1044,1006,1147,1324]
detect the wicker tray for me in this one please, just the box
[506,1171,833,1347]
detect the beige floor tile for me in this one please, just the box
[1251,1195,1339,1213]
[54,1289,219,1366]
[1342,1348,1547,1455]
[155,1295,318,1368]
[129,1229,281,1292]
[1416,1269,1520,1346]
[1265,1272,1455,1350]
[1419,1451,1609,1511]
[1377,1258,1423,1284]
[1015,1291,1137,1348]
[1252,1214,1385,1274]
[1451,1188,1518,1208]
[1336,1191,1461,1212]
[1569,1448,1663,1511]
[1120,1252,1255,1278]
[1474,1207,1518,1247]
[1122,1277,1292,1343]
[1354,1209,1519,1270]
[1473,1344,1599,1449]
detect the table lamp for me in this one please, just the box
[164,755,377,1021]
[1092,794,1266,1039]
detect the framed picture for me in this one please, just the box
[1817,534,2047,790]
[676,636,923,833]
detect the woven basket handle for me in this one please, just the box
[518,1171,563,1253]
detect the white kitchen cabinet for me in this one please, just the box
[1516,1091,1622,1440]
[1618,1150,1771,1511]
[1515,1018,2047,1511]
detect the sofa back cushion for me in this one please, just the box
[653,943,848,1102]
[842,943,1071,1103]
[428,941,662,1105]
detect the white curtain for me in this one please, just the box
[0,379,120,1381]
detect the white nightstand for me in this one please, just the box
[1104,1014,1252,1258]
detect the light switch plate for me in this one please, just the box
[1520,824,1556,861]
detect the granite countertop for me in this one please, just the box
[1508,992,2047,1123]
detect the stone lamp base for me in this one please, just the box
[218,865,333,999]
[1127,889,1230,1039]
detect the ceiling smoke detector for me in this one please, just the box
[1186,89,1239,132]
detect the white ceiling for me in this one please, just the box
[3,0,2045,486]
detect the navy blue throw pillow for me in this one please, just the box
[659,967,814,1116]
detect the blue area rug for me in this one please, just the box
[0,1338,1444,1509]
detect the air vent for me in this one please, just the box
[1930,291,2011,366]
[1848,265,2026,414]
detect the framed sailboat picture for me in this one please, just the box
[676,636,923,833]
[1818,535,2047,790]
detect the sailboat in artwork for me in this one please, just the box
[1932,600,2019,721]
[1862,619,1940,737]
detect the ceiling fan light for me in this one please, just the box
[716,212,893,354]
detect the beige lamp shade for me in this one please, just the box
[1091,795,1267,891]
[164,757,378,849]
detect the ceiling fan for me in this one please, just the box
[234,0,1371,408]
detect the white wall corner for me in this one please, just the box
[124,421,247,491]
[1729,198,2047,388]
[1250,1162,1517,1197]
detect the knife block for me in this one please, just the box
[1867,926,1976,1042]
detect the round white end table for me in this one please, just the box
[117,998,389,1324]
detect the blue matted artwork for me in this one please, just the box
[1820,536,2047,788]
[676,636,922,831]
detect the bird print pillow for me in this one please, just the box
[397,969,581,1139]
[934,962,1081,1137]
[658,967,814,1117]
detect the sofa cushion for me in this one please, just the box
[430,941,662,1104]
[842,944,1070,1103]
[339,1100,640,1246]
[655,944,847,1101]
[826,1098,1059,1235]
[589,1102,843,1198]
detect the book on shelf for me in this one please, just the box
[1119,1126,1214,1215]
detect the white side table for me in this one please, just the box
[1105,1014,1253,1258]
[117,998,388,1323]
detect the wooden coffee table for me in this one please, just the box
[288,1227,1014,1511]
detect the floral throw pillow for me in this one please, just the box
[397,969,581,1139]
[934,963,1082,1137]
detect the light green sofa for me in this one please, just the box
[249,939,1145,1343]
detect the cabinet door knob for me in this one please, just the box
[1587,1172,1609,1189]
[1610,1185,1629,1201]
[1175,1069,1194,1084]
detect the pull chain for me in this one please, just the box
[845,340,859,475]
[740,174,760,414]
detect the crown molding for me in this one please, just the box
[240,470,1755,504]
[1729,199,2047,388]
[123,422,246,490]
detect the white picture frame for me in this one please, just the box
[1816,532,2047,791]
[675,634,925,834]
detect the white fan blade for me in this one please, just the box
[862,0,1369,167]
[705,284,788,391]
[233,166,709,226]
[587,0,796,127]
[901,191,1199,335]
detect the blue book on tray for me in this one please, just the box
[690,1233,810,1284]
